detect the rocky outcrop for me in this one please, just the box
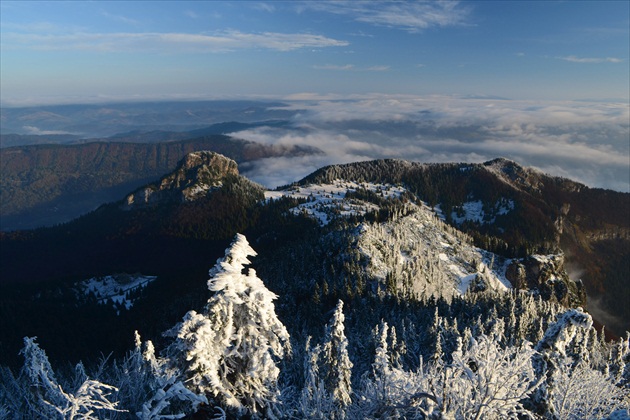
[121,151,239,210]
[506,254,586,307]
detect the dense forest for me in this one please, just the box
[1,153,628,418]
[1,234,628,419]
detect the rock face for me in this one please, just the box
[506,254,586,307]
[122,151,239,210]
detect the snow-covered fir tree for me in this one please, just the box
[163,233,291,418]
[298,300,353,419]
[321,300,353,416]
[2,224,630,420]
[0,337,122,419]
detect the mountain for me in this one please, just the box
[0,133,82,148]
[296,157,629,330]
[0,100,298,137]
[121,151,242,209]
[0,135,321,230]
[0,119,289,148]
[0,100,299,138]
[1,152,629,418]
[2,153,626,371]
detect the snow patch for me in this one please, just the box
[432,204,446,221]
[77,274,157,315]
[265,180,406,226]
[451,198,514,225]
[183,183,217,201]
[351,201,513,299]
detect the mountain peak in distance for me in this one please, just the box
[122,151,240,209]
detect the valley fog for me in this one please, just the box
[236,96,629,192]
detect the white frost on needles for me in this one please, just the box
[165,233,291,417]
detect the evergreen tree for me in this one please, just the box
[321,300,353,417]
[299,337,335,419]
[164,234,291,417]
[12,337,122,419]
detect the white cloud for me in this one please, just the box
[22,126,75,136]
[2,30,349,52]
[366,65,390,71]
[313,64,390,71]
[100,10,140,25]
[557,55,624,63]
[303,0,471,33]
[184,10,200,19]
[313,64,355,71]
[252,2,276,13]
[236,95,630,191]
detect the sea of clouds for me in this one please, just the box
[236,95,629,192]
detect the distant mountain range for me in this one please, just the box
[0,130,321,230]
[1,152,627,367]
[0,100,298,137]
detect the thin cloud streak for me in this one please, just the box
[2,30,349,52]
[99,10,140,25]
[557,55,623,63]
[313,64,355,71]
[313,64,390,71]
[303,0,471,33]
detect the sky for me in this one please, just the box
[0,1,629,192]
[1,0,628,103]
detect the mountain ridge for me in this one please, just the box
[121,151,242,209]
[0,136,321,230]
[286,156,629,332]
[0,152,627,368]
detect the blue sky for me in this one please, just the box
[1,1,628,104]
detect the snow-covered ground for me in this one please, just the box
[265,180,406,226]
[77,274,157,314]
[451,198,515,225]
[354,201,512,298]
[266,180,515,298]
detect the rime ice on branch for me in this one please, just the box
[165,233,291,417]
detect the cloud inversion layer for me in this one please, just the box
[235,95,629,192]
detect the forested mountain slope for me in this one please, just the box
[0,135,319,230]
[296,158,630,334]
[1,152,628,418]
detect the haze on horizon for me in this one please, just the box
[1,1,629,192]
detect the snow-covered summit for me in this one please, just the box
[482,157,546,192]
[264,177,585,302]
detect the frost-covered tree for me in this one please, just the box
[299,300,353,419]
[550,360,628,419]
[321,300,353,415]
[530,308,593,418]
[529,308,629,419]
[299,338,335,419]
[107,331,205,420]
[3,337,123,419]
[164,233,291,417]
[446,335,541,419]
